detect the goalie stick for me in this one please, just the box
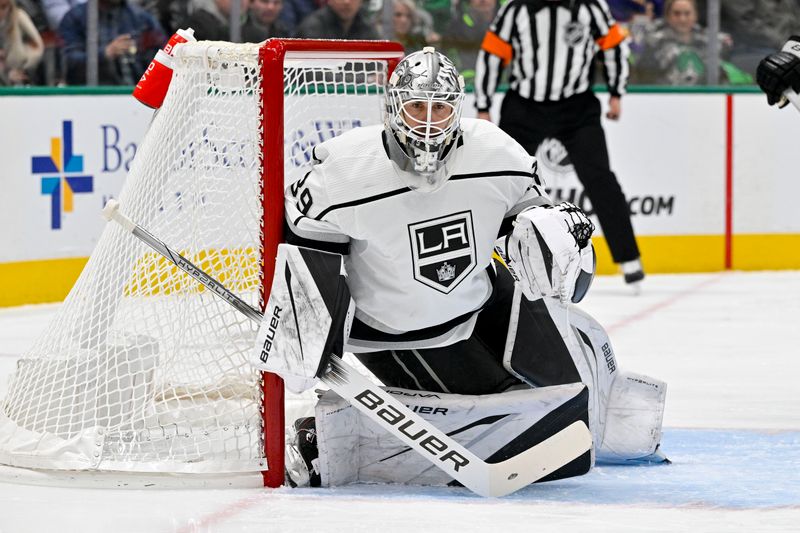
[102,199,592,497]
[785,89,800,112]
[778,39,800,112]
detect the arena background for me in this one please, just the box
[1,86,798,307]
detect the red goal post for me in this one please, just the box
[258,39,404,487]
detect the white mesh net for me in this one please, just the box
[0,40,393,479]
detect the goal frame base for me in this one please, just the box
[0,464,265,489]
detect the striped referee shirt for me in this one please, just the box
[474,0,630,110]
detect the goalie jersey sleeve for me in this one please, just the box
[285,119,549,352]
[285,165,351,255]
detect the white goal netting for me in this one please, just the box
[0,40,398,482]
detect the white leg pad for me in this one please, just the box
[314,383,590,487]
[596,371,667,462]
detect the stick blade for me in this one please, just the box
[486,420,592,497]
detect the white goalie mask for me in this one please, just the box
[384,47,465,192]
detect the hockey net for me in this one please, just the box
[0,39,403,487]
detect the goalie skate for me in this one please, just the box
[285,417,321,488]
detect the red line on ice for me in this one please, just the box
[605,274,726,335]
[174,493,267,533]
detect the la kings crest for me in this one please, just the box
[408,211,476,294]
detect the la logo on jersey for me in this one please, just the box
[408,211,476,294]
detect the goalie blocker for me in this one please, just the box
[254,244,355,393]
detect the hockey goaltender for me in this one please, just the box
[253,47,668,492]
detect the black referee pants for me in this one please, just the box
[498,90,640,263]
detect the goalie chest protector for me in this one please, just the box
[285,119,546,347]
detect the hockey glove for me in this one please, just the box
[756,36,800,107]
[504,203,596,303]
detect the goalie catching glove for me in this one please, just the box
[253,244,354,393]
[501,202,596,303]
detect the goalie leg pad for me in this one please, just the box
[253,244,354,393]
[568,308,667,461]
[502,285,583,388]
[502,293,666,461]
[314,383,592,488]
[596,371,667,463]
[502,292,612,447]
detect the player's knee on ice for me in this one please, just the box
[294,383,592,488]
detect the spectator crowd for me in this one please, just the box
[0,0,797,87]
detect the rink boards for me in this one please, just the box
[0,89,799,306]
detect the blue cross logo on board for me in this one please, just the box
[31,121,94,229]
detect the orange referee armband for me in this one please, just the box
[595,23,628,51]
[481,31,513,66]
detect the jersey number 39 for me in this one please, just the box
[291,174,314,215]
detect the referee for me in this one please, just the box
[474,0,644,287]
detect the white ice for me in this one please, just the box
[0,271,798,532]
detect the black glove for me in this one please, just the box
[756,37,800,107]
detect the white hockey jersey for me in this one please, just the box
[285,118,549,352]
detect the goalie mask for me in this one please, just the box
[384,47,465,192]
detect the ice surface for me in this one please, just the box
[0,271,798,532]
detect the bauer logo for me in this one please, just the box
[408,211,476,294]
[30,121,94,230]
[260,305,283,363]
[354,389,470,472]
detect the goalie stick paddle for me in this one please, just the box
[102,199,592,497]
